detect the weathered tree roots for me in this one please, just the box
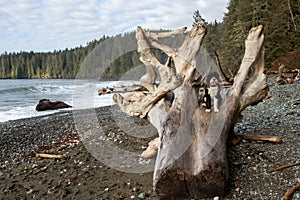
[112,25,268,199]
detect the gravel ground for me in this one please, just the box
[0,79,299,199]
[227,79,300,200]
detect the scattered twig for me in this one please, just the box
[36,133,80,152]
[237,134,282,144]
[35,153,64,159]
[281,183,300,200]
[270,161,300,172]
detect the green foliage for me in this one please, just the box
[0,36,107,79]
[196,0,300,76]
[217,0,300,74]
[193,10,208,26]
[0,31,173,79]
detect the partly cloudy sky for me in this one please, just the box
[0,0,229,54]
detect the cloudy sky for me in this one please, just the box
[0,0,229,54]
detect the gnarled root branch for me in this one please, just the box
[281,183,300,200]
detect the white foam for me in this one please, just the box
[0,105,58,122]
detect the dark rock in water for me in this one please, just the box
[36,99,72,111]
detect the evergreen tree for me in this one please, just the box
[193,10,208,26]
[218,0,299,73]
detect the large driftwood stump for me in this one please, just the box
[113,25,268,199]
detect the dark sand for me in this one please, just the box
[0,81,299,199]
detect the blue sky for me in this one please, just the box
[0,0,229,54]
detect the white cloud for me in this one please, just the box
[0,0,229,53]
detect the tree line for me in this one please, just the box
[0,0,299,79]
[207,0,300,74]
[0,36,106,79]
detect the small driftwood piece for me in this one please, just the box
[35,153,64,159]
[113,25,268,198]
[276,64,286,85]
[98,85,147,95]
[237,134,282,144]
[270,161,300,172]
[281,183,300,200]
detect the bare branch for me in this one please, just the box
[214,51,233,85]
[145,26,187,39]
[239,47,268,112]
[231,25,264,95]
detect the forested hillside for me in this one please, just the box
[0,36,106,79]
[1,0,299,79]
[217,0,300,74]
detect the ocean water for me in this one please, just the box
[0,79,136,122]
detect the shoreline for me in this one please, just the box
[0,83,299,199]
[0,108,72,124]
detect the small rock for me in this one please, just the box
[113,192,124,199]
[138,192,146,199]
[26,189,34,194]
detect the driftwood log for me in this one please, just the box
[113,25,268,198]
[237,133,282,144]
[98,85,148,95]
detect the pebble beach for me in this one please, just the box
[0,79,299,199]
